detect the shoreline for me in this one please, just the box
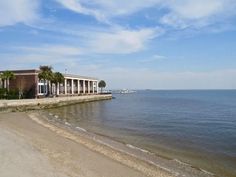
[0,111,213,177]
[39,111,215,177]
[29,112,172,177]
[0,112,156,177]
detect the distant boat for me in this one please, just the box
[119,89,136,94]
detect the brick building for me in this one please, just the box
[0,69,99,98]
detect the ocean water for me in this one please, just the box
[46,90,236,176]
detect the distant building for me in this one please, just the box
[0,69,99,98]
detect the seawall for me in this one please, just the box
[0,94,112,112]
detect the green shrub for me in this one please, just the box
[24,85,35,99]
[7,89,19,99]
[0,88,7,99]
[0,88,20,100]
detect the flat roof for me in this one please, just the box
[0,69,98,80]
[0,69,40,74]
[64,73,98,80]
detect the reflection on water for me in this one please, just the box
[47,90,236,176]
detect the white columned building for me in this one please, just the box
[60,74,98,96]
[0,69,100,98]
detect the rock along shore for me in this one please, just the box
[0,94,112,112]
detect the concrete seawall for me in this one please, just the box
[0,94,112,112]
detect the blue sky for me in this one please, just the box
[0,0,236,89]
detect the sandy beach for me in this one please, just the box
[0,112,172,177]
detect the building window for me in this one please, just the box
[38,80,47,95]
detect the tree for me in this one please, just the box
[51,72,64,96]
[38,65,53,96]
[0,73,3,89]
[0,71,15,91]
[98,80,106,93]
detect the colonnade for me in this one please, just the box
[56,77,98,95]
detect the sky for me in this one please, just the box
[0,0,236,89]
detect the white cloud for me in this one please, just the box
[167,0,224,20]
[54,0,107,22]
[26,21,164,54]
[55,0,162,22]
[15,28,162,55]
[55,0,236,29]
[161,0,236,28]
[87,28,163,54]
[0,0,40,27]
[0,0,234,31]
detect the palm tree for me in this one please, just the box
[98,80,106,93]
[38,65,53,96]
[51,72,64,96]
[0,73,3,89]
[0,71,15,91]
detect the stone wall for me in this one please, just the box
[0,94,112,112]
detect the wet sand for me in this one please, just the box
[0,112,172,177]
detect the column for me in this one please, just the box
[57,82,59,95]
[77,79,80,94]
[88,81,90,94]
[92,81,95,94]
[96,81,99,94]
[71,79,74,95]
[83,80,86,94]
[64,78,67,95]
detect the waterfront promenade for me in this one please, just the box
[0,94,112,112]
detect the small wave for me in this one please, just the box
[200,168,215,176]
[173,158,191,166]
[126,144,153,154]
[94,139,175,174]
[92,138,176,175]
[173,159,215,176]
[75,126,87,132]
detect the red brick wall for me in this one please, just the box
[9,74,38,98]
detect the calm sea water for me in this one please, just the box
[47,90,236,176]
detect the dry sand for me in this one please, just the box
[0,112,172,177]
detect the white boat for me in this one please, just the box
[120,89,136,94]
